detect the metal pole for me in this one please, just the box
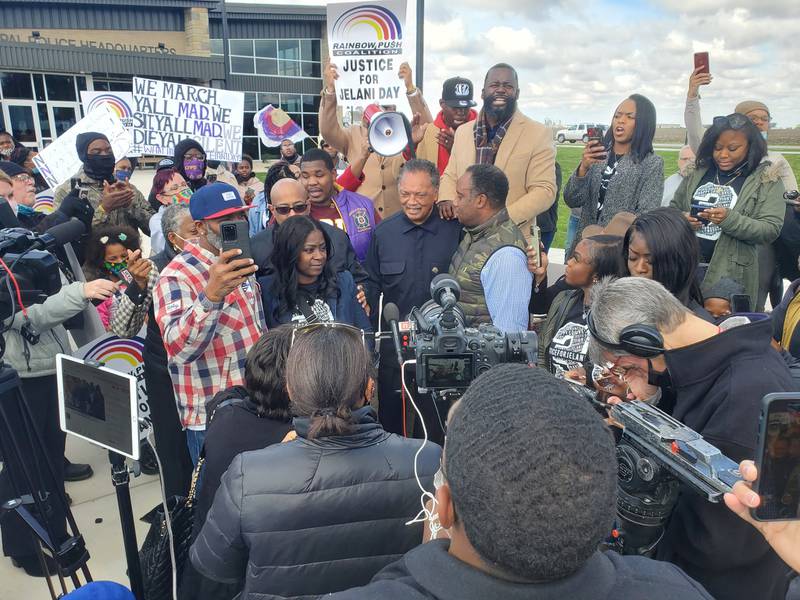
[415,0,424,89]
[220,0,231,86]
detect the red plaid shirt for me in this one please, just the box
[153,242,265,429]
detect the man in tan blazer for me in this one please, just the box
[319,62,431,218]
[439,63,557,239]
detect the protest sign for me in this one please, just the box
[80,91,140,157]
[74,329,151,439]
[254,105,308,147]
[327,0,414,109]
[131,77,244,161]
[32,103,130,189]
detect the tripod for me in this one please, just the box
[0,363,92,598]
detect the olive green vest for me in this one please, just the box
[448,209,528,327]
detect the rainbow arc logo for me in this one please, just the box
[86,94,133,121]
[332,4,403,41]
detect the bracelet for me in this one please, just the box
[406,87,418,96]
[322,87,335,96]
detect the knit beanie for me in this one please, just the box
[734,100,769,118]
[703,277,745,302]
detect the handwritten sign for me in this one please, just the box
[131,77,244,162]
[327,0,412,108]
[32,103,130,189]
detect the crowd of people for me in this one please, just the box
[0,56,799,600]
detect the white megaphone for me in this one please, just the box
[367,110,414,158]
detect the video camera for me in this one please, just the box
[399,274,537,390]
[605,399,741,555]
[0,208,86,322]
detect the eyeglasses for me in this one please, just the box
[99,233,128,244]
[290,322,365,349]
[271,202,308,215]
[748,114,770,124]
[12,173,33,183]
[712,113,750,130]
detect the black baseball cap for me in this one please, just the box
[442,77,477,108]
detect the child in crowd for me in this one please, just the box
[703,277,747,320]
[83,225,141,329]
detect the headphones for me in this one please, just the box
[586,310,665,358]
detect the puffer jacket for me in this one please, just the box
[4,280,89,377]
[190,406,441,600]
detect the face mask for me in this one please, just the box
[17,204,35,216]
[31,167,40,175]
[0,147,12,157]
[104,260,128,276]
[183,158,205,180]
[84,154,116,182]
[115,169,131,182]
[235,172,250,184]
[647,359,672,389]
[427,466,451,539]
[760,130,768,141]
[168,188,193,205]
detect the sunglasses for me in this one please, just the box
[271,202,308,215]
[290,322,365,349]
[712,113,750,130]
[99,233,128,244]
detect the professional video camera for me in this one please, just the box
[389,274,537,391]
[604,399,742,555]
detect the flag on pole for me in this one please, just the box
[254,105,309,147]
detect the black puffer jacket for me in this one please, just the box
[189,406,441,599]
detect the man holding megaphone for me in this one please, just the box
[320,62,431,218]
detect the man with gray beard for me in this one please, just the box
[153,182,265,463]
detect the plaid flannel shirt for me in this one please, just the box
[153,242,265,429]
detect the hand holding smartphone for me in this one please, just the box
[694,51,710,74]
[220,220,253,262]
[752,393,800,521]
[529,223,541,269]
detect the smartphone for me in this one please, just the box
[753,393,800,521]
[220,220,253,262]
[694,51,710,74]
[731,294,751,313]
[587,126,604,144]
[529,223,541,269]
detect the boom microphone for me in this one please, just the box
[37,218,86,249]
[384,302,405,366]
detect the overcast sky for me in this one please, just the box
[234,0,800,127]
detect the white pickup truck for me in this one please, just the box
[555,123,605,144]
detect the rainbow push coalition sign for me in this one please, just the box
[327,0,412,107]
[81,91,135,128]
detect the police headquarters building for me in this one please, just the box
[0,0,326,161]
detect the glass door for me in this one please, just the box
[47,102,81,138]
[1,101,42,147]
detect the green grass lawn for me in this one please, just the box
[551,146,800,249]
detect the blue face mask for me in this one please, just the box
[760,130,768,141]
[115,169,132,182]
[17,204,35,216]
[31,167,40,175]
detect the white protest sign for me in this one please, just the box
[32,103,130,189]
[80,91,135,128]
[132,77,244,161]
[74,329,151,440]
[327,0,413,109]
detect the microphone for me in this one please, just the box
[37,218,86,249]
[383,302,405,367]
[430,273,460,310]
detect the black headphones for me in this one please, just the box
[586,310,665,358]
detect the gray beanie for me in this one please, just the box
[703,277,745,302]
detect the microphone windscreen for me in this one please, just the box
[44,218,86,246]
[384,302,400,324]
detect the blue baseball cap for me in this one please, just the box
[189,182,249,221]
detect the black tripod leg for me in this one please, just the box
[109,451,145,600]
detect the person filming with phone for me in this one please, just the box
[587,276,796,600]
[153,182,265,464]
[564,94,663,253]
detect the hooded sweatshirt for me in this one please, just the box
[656,318,797,600]
[327,540,712,600]
[173,138,208,192]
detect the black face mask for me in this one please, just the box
[235,172,250,184]
[84,154,116,183]
[647,359,672,389]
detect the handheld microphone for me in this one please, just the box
[383,302,405,366]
